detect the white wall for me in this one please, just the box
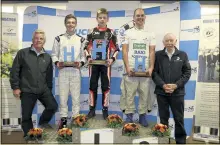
[67,1,141,11]
[2,1,219,49]
[2,3,67,49]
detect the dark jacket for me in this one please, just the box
[207,54,217,67]
[152,47,191,96]
[10,47,53,94]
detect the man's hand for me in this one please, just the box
[76,62,81,69]
[163,84,174,93]
[57,62,64,69]
[147,67,153,76]
[88,57,92,63]
[13,89,21,99]
[163,84,177,93]
[106,59,113,67]
[126,68,134,77]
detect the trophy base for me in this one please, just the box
[60,62,79,67]
[89,60,107,65]
[132,72,150,77]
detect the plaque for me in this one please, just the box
[89,40,107,65]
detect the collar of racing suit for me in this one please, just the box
[96,25,107,31]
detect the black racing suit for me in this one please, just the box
[84,26,119,110]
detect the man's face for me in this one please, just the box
[96,14,109,27]
[65,18,77,32]
[163,35,177,49]
[33,33,45,49]
[133,9,146,27]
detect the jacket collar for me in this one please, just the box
[161,46,180,56]
[29,45,46,54]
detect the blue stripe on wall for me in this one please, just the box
[117,51,123,60]
[108,10,125,17]
[185,81,196,100]
[110,77,122,95]
[184,118,193,136]
[180,1,201,20]
[32,104,37,114]
[179,40,199,60]
[74,11,91,17]
[81,77,90,94]
[144,6,160,15]
[23,24,38,41]
[37,6,56,16]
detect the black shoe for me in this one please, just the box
[58,117,67,130]
[87,109,96,119]
[39,123,53,129]
[102,108,108,120]
[148,110,152,113]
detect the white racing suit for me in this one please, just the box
[51,33,86,118]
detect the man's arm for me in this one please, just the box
[152,53,166,89]
[109,30,120,62]
[46,57,53,91]
[175,53,191,88]
[51,36,60,66]
[122,44,129,72]
[79,37,86,67]
[84,29,93,61]
[147,32,156,76]
[10,50,22,90]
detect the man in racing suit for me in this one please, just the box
[84,8,120,120]
[51,14,86,129]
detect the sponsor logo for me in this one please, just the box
[109,100,120,107]
[160,6,179,13]
[181,26,200,33]
[191,67,197,73]
[184,106,194,112]
[2,17,16,21]
[203,28,217,39]
[111,65,123,72]
[24,10,37,17]
[76,29,120,36]
[3,28,16,36]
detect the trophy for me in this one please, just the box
[89,40,107,65]
[59,46,79,67]
[132,56,150,77]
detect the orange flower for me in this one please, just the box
[159,127,165,133]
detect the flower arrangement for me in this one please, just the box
[26,128,46,141]
[122,123,140,136]
[72,114,88,128]
[152,123,171,137]
[107,114,123,128]
[56,128,72,143]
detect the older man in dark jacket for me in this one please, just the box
[152,33,191,144]
[10,29,58,139]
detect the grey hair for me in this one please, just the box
[32,29,46,43]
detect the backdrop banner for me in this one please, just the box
[1,12,21,130]
[7,1,201,143]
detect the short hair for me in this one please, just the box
[32,29,46,42]
[64,14,77,24]
[133,8,145,16]
[96,8,108,17]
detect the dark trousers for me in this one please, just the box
[157,95,186,144]
[89,65,110,109]
[21,89,58,136]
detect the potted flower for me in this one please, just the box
[57,128,72,143]
[72,114,88,128]
[151,123,171,143]
[107,114,123,128]
[25,128,46,143]
[122,123,140,136]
